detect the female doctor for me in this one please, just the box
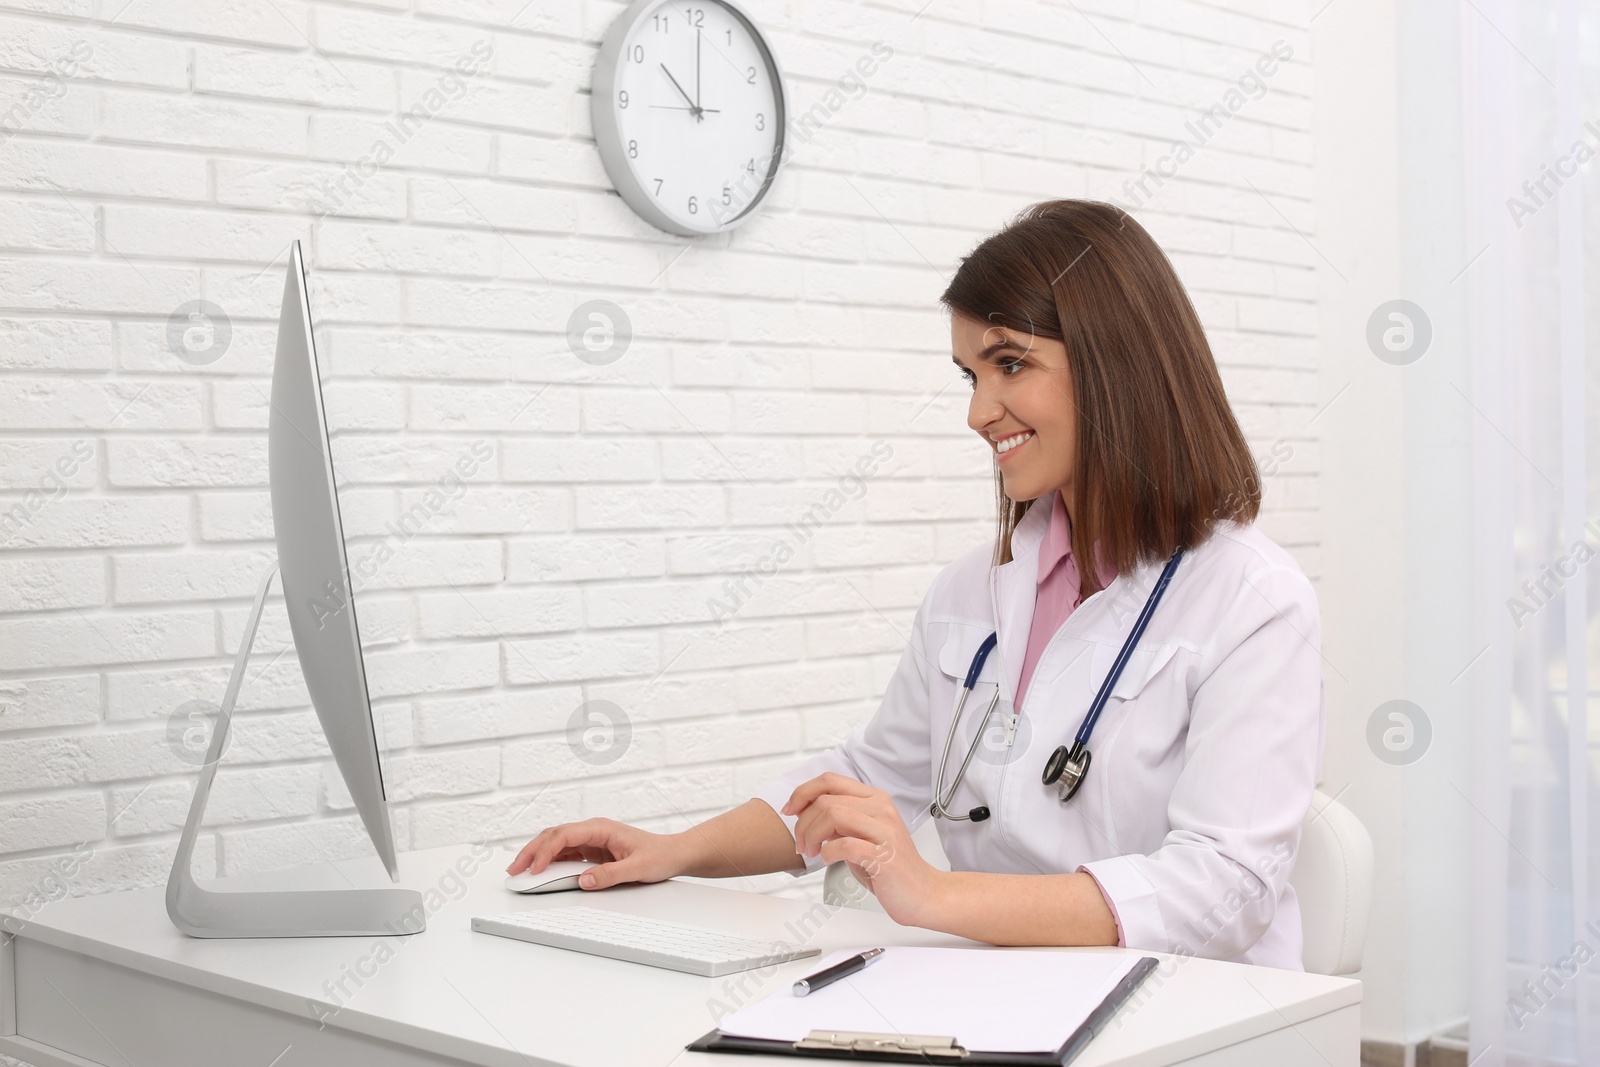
[507,199,1324,970]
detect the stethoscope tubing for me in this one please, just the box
[932,547,1184,818]
[931,631,1000,820]
[1070,548,1185,747]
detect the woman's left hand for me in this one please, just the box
[782,772,945,927]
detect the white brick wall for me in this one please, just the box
[0,0,1319,921]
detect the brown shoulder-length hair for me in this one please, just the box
[940,200,1260,587]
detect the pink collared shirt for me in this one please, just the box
[1017,491,1128,947]
[1016,490,1115,709]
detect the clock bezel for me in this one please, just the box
[591,0,789,237]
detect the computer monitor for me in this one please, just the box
[269,240,399,880]
[165,240,421,937]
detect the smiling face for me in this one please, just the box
[950,313,1076,506]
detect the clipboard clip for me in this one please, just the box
[795,1030,970,1059]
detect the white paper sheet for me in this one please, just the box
[713,947,1143,1054]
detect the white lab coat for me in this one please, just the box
[753,500,1325,970]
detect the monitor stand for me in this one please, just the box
[166,561,426,938]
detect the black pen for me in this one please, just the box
[792,947,886,996]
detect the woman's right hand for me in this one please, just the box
[506,817,690,890]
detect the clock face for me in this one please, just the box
[593,0,786,236]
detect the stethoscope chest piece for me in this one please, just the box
[1042,742,1091,802]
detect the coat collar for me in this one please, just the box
[988,497,1053,707]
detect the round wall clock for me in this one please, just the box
[591,0,788,237]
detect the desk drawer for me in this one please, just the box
[5,938,489,1067]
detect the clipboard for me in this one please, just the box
[685,955,1158,1064]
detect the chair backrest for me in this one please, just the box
[822,789,1372,976]
[1290,789,1372,976]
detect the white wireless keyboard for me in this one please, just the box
[471,905,821,977]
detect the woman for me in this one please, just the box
[507,200,1323,970]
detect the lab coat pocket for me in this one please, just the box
[1087,641,1181,705]
[935,623,1001,686]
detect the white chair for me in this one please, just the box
[822,789,1372,976]
[1290,790,1372,976]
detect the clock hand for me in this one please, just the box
[659,63,700,118]
[695,28,702,122]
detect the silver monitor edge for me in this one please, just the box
[268,240,400,881]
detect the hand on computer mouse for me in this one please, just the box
[507,818,684,890]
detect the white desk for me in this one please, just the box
[1,844,1360,1067]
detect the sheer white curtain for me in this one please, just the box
[1466,1,1598,1063]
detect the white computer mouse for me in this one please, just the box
[504,860,598,894]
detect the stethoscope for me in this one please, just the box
[930,548,1185,822]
